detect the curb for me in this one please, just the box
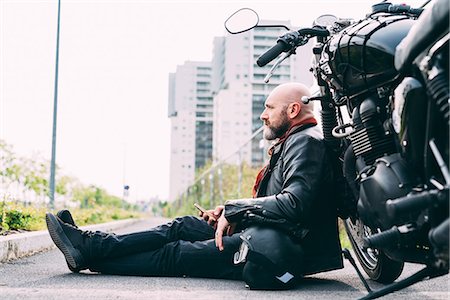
[0,218,142,263]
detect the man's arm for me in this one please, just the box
[223,134,327,226]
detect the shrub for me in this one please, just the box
[0,203,45,231]
[0,202,143,233]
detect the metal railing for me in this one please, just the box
[173,126,267,211]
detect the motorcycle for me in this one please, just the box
[225,0,449,298]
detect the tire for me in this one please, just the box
[344,218,404,284]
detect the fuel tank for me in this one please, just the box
[322,14,416,97]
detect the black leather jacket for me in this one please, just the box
[224,124,343,275]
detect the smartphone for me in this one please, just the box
[194,203,217,221]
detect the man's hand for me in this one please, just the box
[199,205,224,227]
[215,208,236,251]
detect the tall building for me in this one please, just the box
[212,21,313,166]
[168,21,314,200]
[168,61,213,201]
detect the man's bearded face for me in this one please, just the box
[262,107,290,140]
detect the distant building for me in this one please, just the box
[168,61,213,201]
[212,21,313,166]
[168,21,313,201]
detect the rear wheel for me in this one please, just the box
[344,218,404,283]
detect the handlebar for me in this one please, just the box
[298,27,330,37]
[257,41,290,67]
[388,3,423,16]
[371,2,423,16]
[256,27,330,67]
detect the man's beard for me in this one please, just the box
[263,113,290,141]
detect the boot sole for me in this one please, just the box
[55,211,80,272]
[46,213,85,270]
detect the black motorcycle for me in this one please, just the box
[225,0,448,298]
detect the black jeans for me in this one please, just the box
[88,216,244,280]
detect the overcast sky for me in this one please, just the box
[0,0,426,201]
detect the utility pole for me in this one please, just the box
[237,150,242,198]
[122,143,128,208]
[49,0,62,208]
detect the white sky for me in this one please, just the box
[0,0,426,201]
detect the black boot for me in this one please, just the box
[46,213,90,271]
[57,209,77,228]
[55,210,80,273]
[47,213,135,269]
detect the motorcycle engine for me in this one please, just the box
[350,96,396,166]
[327,13,420,229]
[356,153,418,229]
[348,95,419,229]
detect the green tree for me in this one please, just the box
[167,161,261,217]
[0,140,22,189]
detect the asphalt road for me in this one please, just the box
[0,217,449,300]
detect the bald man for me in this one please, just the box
[46,83,343,290]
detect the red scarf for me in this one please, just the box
[251,117,317,198]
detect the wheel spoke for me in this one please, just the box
[345,218,404,283]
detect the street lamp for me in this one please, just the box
[49,0,62,208]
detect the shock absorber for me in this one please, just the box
[320,93,339,143]
[321,107,338,142]
[320,93,356,218]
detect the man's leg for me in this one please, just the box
[89,234,243,280]
[46,213,215,270]
[89,215,216,259]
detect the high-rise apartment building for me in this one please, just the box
[212,21,313,166]
[168,61,213,201]
[168,21,313,200]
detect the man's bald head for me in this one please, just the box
[260,83,315,140]
[266,82,315,121]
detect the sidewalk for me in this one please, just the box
[0,218,142,263]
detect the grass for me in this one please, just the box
[0,201,143,234]
[339,218,352,249]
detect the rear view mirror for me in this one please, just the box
[224,8,259,34]
[313,14,338,27]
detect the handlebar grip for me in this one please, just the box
[257,41,289,67]
[387,4,423,16]
[409,8,423,16]
[298,27,330,37]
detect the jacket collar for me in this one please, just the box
[268,117,317,156]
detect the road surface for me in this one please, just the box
[0,217,448,299]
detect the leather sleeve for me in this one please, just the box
[224,134,326,226]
